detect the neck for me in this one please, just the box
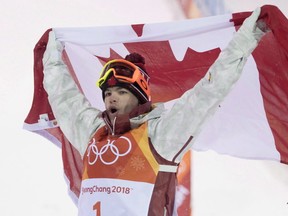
[102,101,152,135]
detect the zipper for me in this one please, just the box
[103,116,117,136]
[112,117,117,135]
[103,116,113,134]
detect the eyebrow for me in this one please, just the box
[107,86,126,91]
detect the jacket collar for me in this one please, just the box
[102,101,152,136]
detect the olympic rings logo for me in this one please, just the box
[87,136,132,165]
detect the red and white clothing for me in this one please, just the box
[42,9,264,215]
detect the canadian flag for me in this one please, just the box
[23,5,288,215]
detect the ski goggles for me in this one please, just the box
[97,59,151,96]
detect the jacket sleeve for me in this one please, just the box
[148,8,266,163]
[42,31,103,157]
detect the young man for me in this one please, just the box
[43,8,265,216]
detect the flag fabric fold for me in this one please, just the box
[23,4,288,212]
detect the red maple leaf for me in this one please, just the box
[96,40,220,103]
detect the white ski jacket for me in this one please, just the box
[43,8,265,164]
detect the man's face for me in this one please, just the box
[104,86,139,121]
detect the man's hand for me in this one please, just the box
[238,7,267,42]
[43,31,64,65]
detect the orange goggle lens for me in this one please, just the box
[96,59,151,100]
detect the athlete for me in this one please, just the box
[43,8,266,216]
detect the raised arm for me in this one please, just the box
[149,8,266,163]
[42,31,103,156]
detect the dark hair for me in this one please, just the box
[100,52,150,104]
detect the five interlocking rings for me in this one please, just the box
[87,136,132,165]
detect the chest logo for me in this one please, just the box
[87,136,132,165]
